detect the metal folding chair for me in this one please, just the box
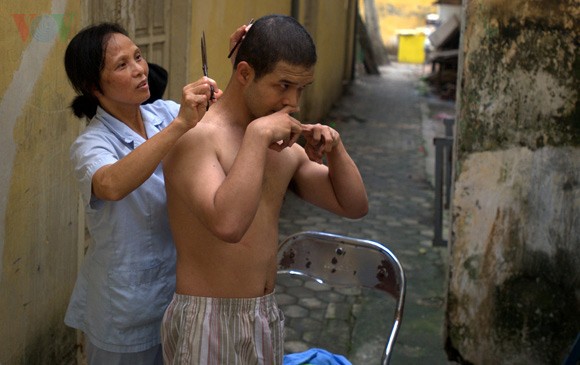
[277,231,406,365]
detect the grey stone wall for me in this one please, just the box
[447,0,580,364]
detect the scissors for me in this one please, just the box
[201,31,214,111]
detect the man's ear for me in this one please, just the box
[235,61,254,85]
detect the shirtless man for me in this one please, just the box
[161,15,368,365]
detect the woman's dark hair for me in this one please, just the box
[64,22,128,119]
[234,15,317,79]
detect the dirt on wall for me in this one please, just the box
[457,0,579,156]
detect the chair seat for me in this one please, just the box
[277,231,406,365]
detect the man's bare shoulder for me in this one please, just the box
[169,119,223,155]
[164,121,218,172]
[183,119,220,141]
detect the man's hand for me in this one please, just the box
[301,123,341,163]
[249,106,302,151]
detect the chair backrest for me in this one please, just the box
[277,231,406,365]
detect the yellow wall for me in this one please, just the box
[297,0,357,121]
[0,1,82,363]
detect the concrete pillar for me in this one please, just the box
[447,0,579,364]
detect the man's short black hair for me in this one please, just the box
[234,14,317,79]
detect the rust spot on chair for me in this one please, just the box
[279,249,295,269]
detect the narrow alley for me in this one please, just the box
[276,62,455,364]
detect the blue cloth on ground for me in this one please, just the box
[283,348,352,365]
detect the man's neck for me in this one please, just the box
[211,85,253,128]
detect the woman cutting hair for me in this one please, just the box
[62,22,231,364]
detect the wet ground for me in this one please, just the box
[276,62,456,364]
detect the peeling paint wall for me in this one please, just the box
[448,0,580,363]
[456,0,579,155]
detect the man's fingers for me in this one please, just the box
[305,146,323,164]
[269,141,286,152]
[321,130,334,152]
[288,131,301,147]
[279,105,299,115]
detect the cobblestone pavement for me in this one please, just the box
[275,63,454,364]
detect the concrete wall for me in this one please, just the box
[297,0,358,121]
[438,4,461,23]
[0,0,82,364]
[448,0,580,363]
[0,0,357,363]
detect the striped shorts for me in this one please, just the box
[161,292,285,365]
